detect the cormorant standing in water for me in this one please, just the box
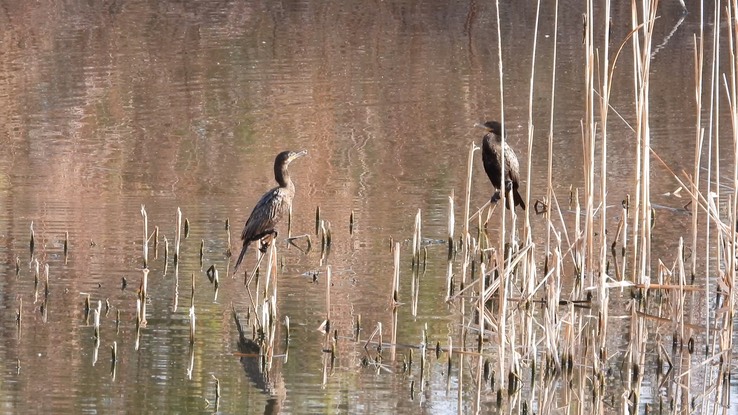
[233,150,308,273]
[477,121,526,211]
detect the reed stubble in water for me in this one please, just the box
[175,208,183,265]
[29,222,34,256]
[141,205,148,269]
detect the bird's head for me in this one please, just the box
[276,150,308,166]
[475,121,503,136]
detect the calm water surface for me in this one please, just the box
[0,0,734,413]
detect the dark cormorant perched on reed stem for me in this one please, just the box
[477,121,525,211]
[233,150,308,272]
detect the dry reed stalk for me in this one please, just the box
[594,3,613,406]
[445,335,453,396]
[362,323,379,351]
[140,269,148,326]
[43,264,49,300]
[462,142,478,256]
[392,242,400,305]
[723,3,738,407]
[456,339,464,415]
[315,206,320,235]
[445,258,454,302]
[544,0,560,278]
[574,187,582,287]
[32,260,39,304]
[390,307,398,362]
[377,322,383,354]
[110,341,117,380]
[625,5,658,407]
[134,298,141,351]
[448,194,455,259]
[349,210,355,235]
[29,221,34,256]
[172,261,180,312]
[16,298,22,330]
[188,278,196,347]
[245,248,267,286]
[495,249,509,399]
[411,264,419,317]
[92,327,100,366]
[211,374,221,405]
[93,300,101,340]
[492,1,510,396]
[325,265,332,333]
[186,343,195,380]
[629,0,643,287]
[141,205,148,269]
[355,314,361,341]
[175,207,182,265]
[164,236,169,262]
[225,218,231,257]
[262,242,277,303]
[153,226,159,258]
[320,220,327,253]
[474,262,486,413]
[583,0,595,295]
[412,209,422,267]
[419,325,427,393]
[699,1,723,362]
[675,238,687,343]
[199,240,204,267]
[522,0,542,239]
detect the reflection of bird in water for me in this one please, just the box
[234,310,286,414]
[234,150,308,272]
[477,121,526,211]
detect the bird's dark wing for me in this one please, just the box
[241,187,289,242]
[504,144,521,184]
[482,136,504,190]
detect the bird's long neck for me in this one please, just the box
[275,162,293,189]
[483,133,499,148]
[487,132,503,146]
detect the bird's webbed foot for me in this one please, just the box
[258,231,278,253]
[490,191,501,204]
[259,240,269,253]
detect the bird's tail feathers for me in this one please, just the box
[505,189,526,211]
[513,189,526,211]
[233,242,250,273]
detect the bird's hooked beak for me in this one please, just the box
[474,123,491,131]
[290,150,308,161]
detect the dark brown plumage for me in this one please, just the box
[478,121,525,211]
[233,150,307,272]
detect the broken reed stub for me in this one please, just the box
[29,222,34,255]
[349,210,354,234]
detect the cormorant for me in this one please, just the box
[233,150,308,272]
[477,121,525,211]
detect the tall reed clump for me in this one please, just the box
[435,0,738,413]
